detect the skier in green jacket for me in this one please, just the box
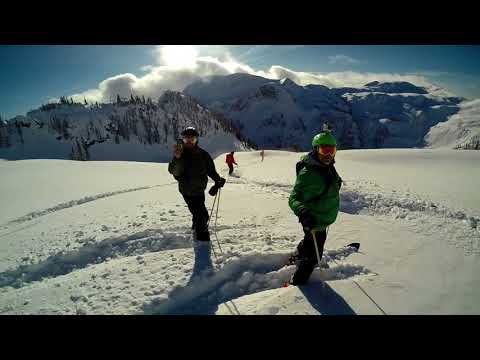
[288,129,342,285]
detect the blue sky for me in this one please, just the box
[1,45,479,119]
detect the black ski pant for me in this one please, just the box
[228,164,234,175]
[291,229,327,285]
[182,193,210,241]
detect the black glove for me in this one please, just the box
[208,178,226,196]
[216,178,226,188]
[208,184,219,196]
[298,208,315,231]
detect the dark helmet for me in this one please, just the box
[181,126,199,137]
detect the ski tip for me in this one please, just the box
[347,242,360,251]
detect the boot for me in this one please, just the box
[290,258,316,285]
[288,251,300,265]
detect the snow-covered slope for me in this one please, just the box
[185,74,465,150]
[0,92,248,162]
[425,99,480,150]
[0,149,479,315]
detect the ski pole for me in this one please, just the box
[311,229,323,270]
[213,188,224,254]
[207,191,218,228]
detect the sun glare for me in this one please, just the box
[160,45,199,68]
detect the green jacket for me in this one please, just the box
[288,151,342,231]
[168,145,222,197]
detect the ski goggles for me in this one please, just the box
[318,145,337,156]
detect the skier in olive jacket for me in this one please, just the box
[288,129,342,285]
[168,126,225,242]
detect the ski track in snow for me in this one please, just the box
[227,176,480,256]
[0,202,372,315]
[3,168,478,314]
[0,239,371,315]
[0,227,194,289]
[2,182,177,226]
[143,246,373,315]
[0,218,364,290]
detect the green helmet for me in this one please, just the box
[312,130,337,147]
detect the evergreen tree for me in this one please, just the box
[163,123,168,138]
[62,119,69,140]
[0,125,4,148]
[15,122,24,144]
[153,124,160,143]
[83,140,90,161]
[76,139,84,160]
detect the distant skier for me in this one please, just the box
[288,129,342,285]
[260,149,265,162]
[226,151,237,175]
[168,126,226,242]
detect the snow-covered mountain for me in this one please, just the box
[185,74,466,150]
[0,92,250,162]
[2,74,476,160]
[425,99,480,150]
[186,74,356,150]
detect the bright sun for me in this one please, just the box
[160,45,199,68]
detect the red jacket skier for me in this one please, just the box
[226,151,237,175]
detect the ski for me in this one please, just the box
[287,242,360,266]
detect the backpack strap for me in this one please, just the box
[330,164,343,190]
[295,160,306,176]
